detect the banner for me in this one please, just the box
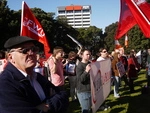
[116,61,126,77]
[20,1,50,59]
[115,0,137,39]
[125,0,150,38]
[90,59,111,113]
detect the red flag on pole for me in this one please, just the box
[125,0,150,38]
[115,0,137,40]
[124,33,128,47]
[115,40,122,49]
[20,1,51,59]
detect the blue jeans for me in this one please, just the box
[77,92,91,113]
[113,76,121,96]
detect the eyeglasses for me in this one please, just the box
[102,50,107,53]
[10,46,39,54]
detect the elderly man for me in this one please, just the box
[0,36,68,113]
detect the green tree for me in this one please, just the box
[77,26,103,55]
[103,22,118,53]
[2,0,150,55]
[0,0,20,50]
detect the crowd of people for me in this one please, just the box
[0,35,148,113]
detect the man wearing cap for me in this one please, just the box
[0,36,69,113]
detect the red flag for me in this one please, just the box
[124,33,128,47]
[125,0,150,38]
[20,1,51,59]
[115,0,137,39]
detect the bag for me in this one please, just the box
[43,62,51,81]
[66,63,76,76]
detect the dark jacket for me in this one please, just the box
[0,62,68,113]
[128,57,140,79]
[76,62,90,93]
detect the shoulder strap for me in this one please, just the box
[43,57,52,81]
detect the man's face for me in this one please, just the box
[82,50,91,61]
[8,42,38,71]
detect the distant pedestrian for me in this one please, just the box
[128,50,140,93]
[112,52,121,98]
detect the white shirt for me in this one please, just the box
[18,69,46,101]
[97,57,106,61]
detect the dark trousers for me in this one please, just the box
[147,76,150,87]
[122,74,129,86]
[129,78,134,92]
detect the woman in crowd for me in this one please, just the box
[111,52,121,98]
[47,46,67,91]
[66,47,82,101]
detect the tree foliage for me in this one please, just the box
[0,0,20,49]
[1,0,150,56]
[76,26,103,55]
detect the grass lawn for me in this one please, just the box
[66,69,150,113]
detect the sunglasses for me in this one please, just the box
[10,46,39,54]
[101,50,107,53]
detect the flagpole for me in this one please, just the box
[20,1,24,35]
[67,34,82,48]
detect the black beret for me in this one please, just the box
[4,36,38,49]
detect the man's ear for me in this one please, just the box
[7,53,15,63]
[7,53,12,59]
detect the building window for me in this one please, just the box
[67,11,73,13]
[75,24,82,26]
[74,10,81,13]
[58,11,65,14]
[74,18,82,20]
[67,15,73,17]
[83,14,90,16]
[75,21,81,23]
[83,21,90,23]
[83,17,90,19]
[83,10,90,13]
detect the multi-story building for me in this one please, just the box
[57,5,91,28]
